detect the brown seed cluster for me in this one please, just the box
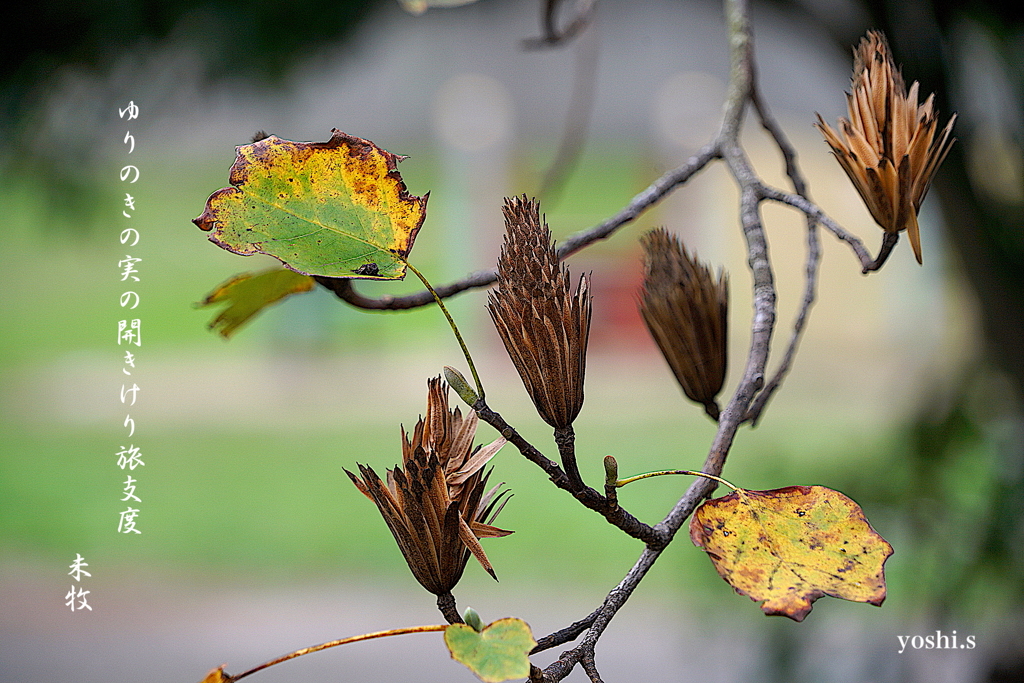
[638,229,728,420]
[346,378,510,596]
[816,30,956,264]
[488,196,592,430]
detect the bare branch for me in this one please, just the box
[319,143,719,311]
[556,142,721,258]
[743,81,821,425]
[474,400,665,546]
[750,81,809,197]
[315,270,497,310]
[581,652,604,683]
[758,186,899,271]
[531,608,599,653]
[745,219,820,425]
[533,1,844,677]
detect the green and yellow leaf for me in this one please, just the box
[689,485,893,622]
[444,618,535,683]
[194,129,427,279]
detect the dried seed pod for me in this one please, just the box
[346,377,510,596]
[639,228,728,419]
[487,195,592,430]
[815,30,956,264]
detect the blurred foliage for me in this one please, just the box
[7,0,1021,385]
[4,0,386,228]
[5,0,383,112]
[841,366,1024,618]
[773,6,1024,671]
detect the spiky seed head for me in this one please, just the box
[815,30,956,264]
[638,228,728,420]
[488,195,592,430]
[346,377,511,596]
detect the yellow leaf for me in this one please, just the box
[689,485,893,621]
[197,665,231,683]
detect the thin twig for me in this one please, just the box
[315,270,497,310]
[750,81,809,197]
[745,217,820,425]
[318,144,720,311]
[535,0,791,677]
[536,20,600,204]
[757,186,888,270]
[581,652,604,683]
[556,142,720,259]
[204,0,909,680]
[743,80,821,425]
[474,399,665,547]
[531,608,600,653]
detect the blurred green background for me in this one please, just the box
[2,1,1022,682]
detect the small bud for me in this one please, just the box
[603,455,619,486]
[639,229,728,420]
[444,366,479,405]
[463,607,484,632]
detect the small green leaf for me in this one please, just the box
[197,268,316,338]
[193,129,427,279]
[444,618,535,683]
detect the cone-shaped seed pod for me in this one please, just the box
[488,195,592,430]
[639,228,728,420]
[815,30,956,264]
[346,378,511,596]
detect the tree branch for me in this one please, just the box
[474,400,665,547]
[531,608,600,653]
[581,652,604,683]
[531,0,848,677]
[318,144,720,311]
[742,77,821,425]
[320,2,894,680]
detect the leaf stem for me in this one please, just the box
[614,469,739,491]
[403,260,485,400]
[227,625,449,681]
